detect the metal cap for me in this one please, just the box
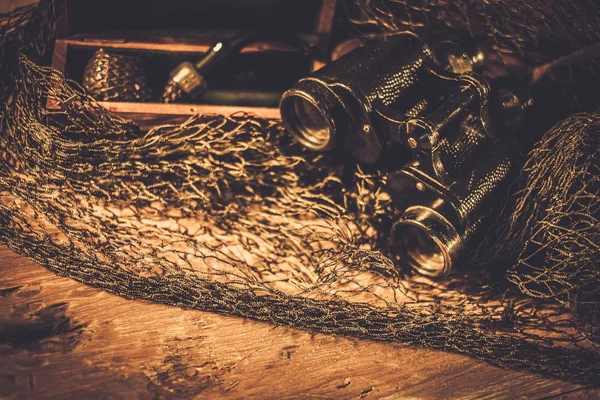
[169,62,207,100]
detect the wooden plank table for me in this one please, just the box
[0,244,597,399]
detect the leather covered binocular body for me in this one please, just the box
[280,32,532,277]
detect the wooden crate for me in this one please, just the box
[50,0,337,124]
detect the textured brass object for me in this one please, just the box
[83,49,154,102]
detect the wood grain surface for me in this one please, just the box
[1,245,598,399]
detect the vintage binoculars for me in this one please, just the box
[280,32,532,277]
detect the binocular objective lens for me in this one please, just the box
[394,224,447,277]
[282,96,332,151]
[391,206,461,277]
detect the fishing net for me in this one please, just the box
[0,0,598,385]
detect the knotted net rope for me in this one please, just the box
[0,0,598,384]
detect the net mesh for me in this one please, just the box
[0,0,598,385]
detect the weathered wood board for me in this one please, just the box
[0,245,597,399]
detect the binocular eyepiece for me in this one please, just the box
[280,32,532,277]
